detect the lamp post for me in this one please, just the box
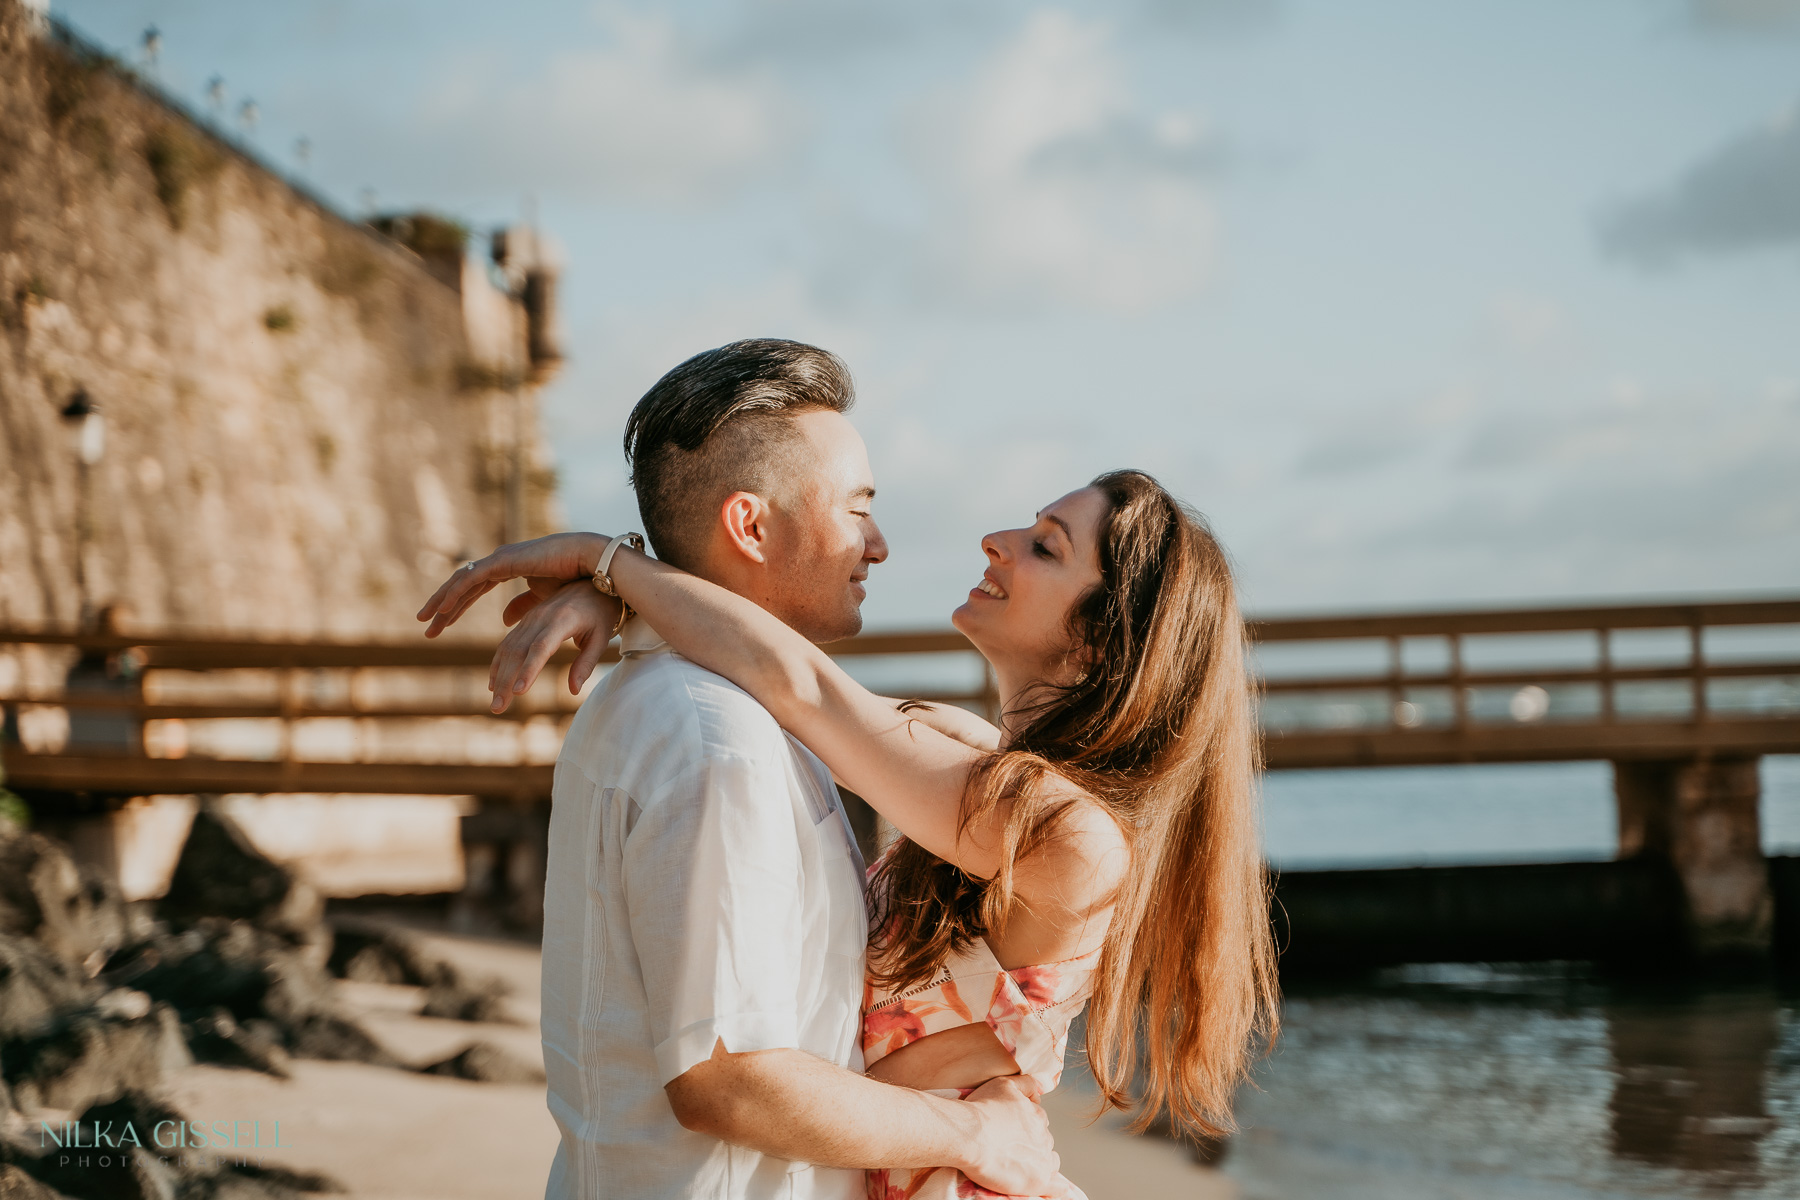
[60,389,105,624]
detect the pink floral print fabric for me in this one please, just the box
[860,937,1100,1200]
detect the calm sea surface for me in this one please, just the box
[1218,969,1800,1200]
[1260,756,1800,869]
[1212,757,1800,1199]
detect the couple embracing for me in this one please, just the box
[418,339,1278,1199]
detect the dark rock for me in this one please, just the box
[420,1041,544,1084]
[417,978,511,1024]
[158,810,322,941]
[106,927,279,1025]
[102,922,395,1070]
[0,834,128,971]
[181,1008,291,1079]
[325,923,451,989]
[283,1012,400,1068]
[15,1092,342,1200]
[328,920,513,1024]
[0,934,97,1041]
[111,921,330,1028]
[0,1003,189,1114]
[0,1164,70,1199]
[230,1163,345,1195]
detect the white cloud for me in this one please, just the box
[350,9,803,205]
[544,272,879,526]
[883,10,1224,313]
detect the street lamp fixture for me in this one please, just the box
[60,389,105,466]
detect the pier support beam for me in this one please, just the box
[1615,757,1771,961]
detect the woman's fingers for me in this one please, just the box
[421,560,506,637]
[502,588,544,627]
[516,631,562,696]
[488,584,615,710]
[487,621,525,706]
[421,534,609,636]
[568,623,613,694]
[418,552,499,621]
[423,546,538,635]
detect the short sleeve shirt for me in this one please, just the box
[541,618,868,1200]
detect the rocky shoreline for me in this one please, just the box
[0,805,540,1200]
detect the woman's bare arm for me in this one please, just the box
[426,540,1042,880]
[873,699,1002,753]
[589,548,1017,877]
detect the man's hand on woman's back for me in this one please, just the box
[960,1074,1068,1198]
[661,1042,1067,1196]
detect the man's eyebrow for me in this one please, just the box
[851,485,875,501]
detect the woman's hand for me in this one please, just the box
[487,580,622,713]
[417,532,610,637]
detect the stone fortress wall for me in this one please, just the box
[0,0,561,640]
[0,0,569,904]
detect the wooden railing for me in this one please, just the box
[2,595,1798,794]
[1253,596,1800,725]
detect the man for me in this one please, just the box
[423,340,1058,1199]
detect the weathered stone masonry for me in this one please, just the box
[0,1,559,639]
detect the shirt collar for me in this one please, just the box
[618,614,669,657]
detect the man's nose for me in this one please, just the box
[864,521,890,564]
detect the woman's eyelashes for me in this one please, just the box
[1033,539,1055,559]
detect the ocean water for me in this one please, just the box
[1230,757,1800,1199]
[1224,970,1800,1200]
[1261,756,1800,870]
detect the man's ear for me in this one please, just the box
[718,491,772,565]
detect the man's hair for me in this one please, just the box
[623,339,855,570]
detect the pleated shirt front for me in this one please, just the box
[541,618,867,1200]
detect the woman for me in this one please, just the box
[420,470,1278,1199]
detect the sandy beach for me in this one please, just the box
[160,925,1233,1200]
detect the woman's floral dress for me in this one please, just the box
[861,936,1100,1200]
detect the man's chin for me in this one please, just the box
[802,606,864,646]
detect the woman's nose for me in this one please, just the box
[980,532,1004,562]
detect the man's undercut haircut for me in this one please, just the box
[623,339,856,571]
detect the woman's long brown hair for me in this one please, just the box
[867,469,1278,1138]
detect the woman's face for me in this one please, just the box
[953,486,1108,685]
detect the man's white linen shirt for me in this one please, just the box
[541,617,868,1200]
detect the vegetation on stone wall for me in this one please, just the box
[142,122,221,229]
[39,42,102,125]
[369,211,469,258]
[37,44,116,174]
[318,242,382,297]
[456,361,527,392]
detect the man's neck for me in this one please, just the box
[689,557,823,646]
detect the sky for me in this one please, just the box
[52,0,1800,629]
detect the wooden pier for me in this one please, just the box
[4,595,1798,961]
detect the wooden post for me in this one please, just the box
[277,666,296,768]
[1615,756,1770,961]
[1690,624,1707,724]
[1387,635,1403,727]
[1449,634,1467,730]
[1598,628,1614,723]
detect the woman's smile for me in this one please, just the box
[973,573,1009,600]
